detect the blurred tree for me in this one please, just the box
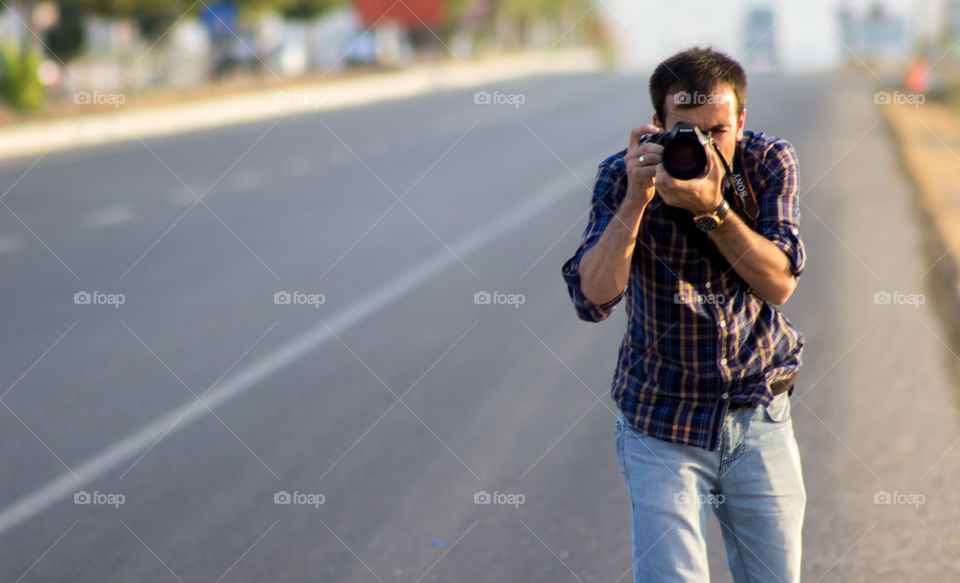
[440,0,480,39]
[279,0,350,20]
[231,0,349,19]
[494,0,593,47]
[44,1,88,63]
[87,0,194,41]
[1,1,46,110]
[1,44,45,109]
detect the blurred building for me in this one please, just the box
[599,0,936,72]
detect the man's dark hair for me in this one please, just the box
[649,47,747,125]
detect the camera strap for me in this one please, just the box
[713,142,760,226]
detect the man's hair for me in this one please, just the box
[649,47,747,125]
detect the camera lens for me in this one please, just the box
[663,139,708,180]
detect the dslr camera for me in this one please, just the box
[639,122,713,180]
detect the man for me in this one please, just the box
[562,47,806,582]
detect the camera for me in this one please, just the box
[639,122,713,180]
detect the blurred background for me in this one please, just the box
[3,1,960,582]
[1,0,959,112]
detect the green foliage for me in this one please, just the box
[280,0,350,20]
[85,0,184,18]
[497,0,557,21]
[84,0,195,41]
[0,45,46,110]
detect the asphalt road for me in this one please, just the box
[1,69,959,582]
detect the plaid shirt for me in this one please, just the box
[562,130,805,451]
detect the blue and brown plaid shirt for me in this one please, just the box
[562,130,805,451]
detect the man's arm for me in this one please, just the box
[579,197,646,304]
[707,210,796,305]
[578,126,663,305]
[655,139,803,306]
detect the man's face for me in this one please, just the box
[655,83,745,167]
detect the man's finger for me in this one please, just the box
[629,125,662,149]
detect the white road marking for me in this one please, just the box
[230,170,264,192]
[0,151,602,536]
[85,204,135,228]
[168,184,203,206]
[0,234,23,254]
[285,156,314,178]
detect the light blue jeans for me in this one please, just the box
[615,393,805,583]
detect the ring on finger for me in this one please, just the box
[638,155,645,164]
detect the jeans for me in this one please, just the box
[615,393,805,583]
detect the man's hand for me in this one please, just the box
[655,144,725,214]
[578,126,663,308]
[625,125,664,208]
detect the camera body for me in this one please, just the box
[639,122,713,180]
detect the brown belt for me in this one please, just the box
[727,373,796,410]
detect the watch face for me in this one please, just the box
[695,215,720,231]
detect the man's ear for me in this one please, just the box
[653,113,662,129]
[736,108,746,141]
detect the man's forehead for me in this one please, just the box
[665,90,738,127]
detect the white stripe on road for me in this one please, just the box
[168,185,203,206]
[0,234,23,254]
[0,151,604,537]
[85,204,135,228]
[230,170,265,192]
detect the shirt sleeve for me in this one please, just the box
[561,157,628,322]
[755,139,805,277]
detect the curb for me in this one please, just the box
[0,49,605,162]
[881,102,960,347]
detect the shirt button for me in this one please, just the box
[705,282,712,289]
[720,358,728,366]
[721,392,730,400]
[719,319,726,328]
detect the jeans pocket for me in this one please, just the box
[614,412,627,472]
[762,393,791,423]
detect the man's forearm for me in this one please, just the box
[708,211,796,305]
[579,199,648,305]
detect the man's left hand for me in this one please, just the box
[655,146,726,214]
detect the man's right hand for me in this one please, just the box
[578,126,663,307]
[625,125,663,207]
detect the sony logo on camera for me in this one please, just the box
[638,122,713,180]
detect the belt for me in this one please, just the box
[726,374,796,410]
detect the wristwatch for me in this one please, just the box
[693,199,729,232]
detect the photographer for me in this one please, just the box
[562,47,805,582]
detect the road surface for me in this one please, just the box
[0,69,958,581]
